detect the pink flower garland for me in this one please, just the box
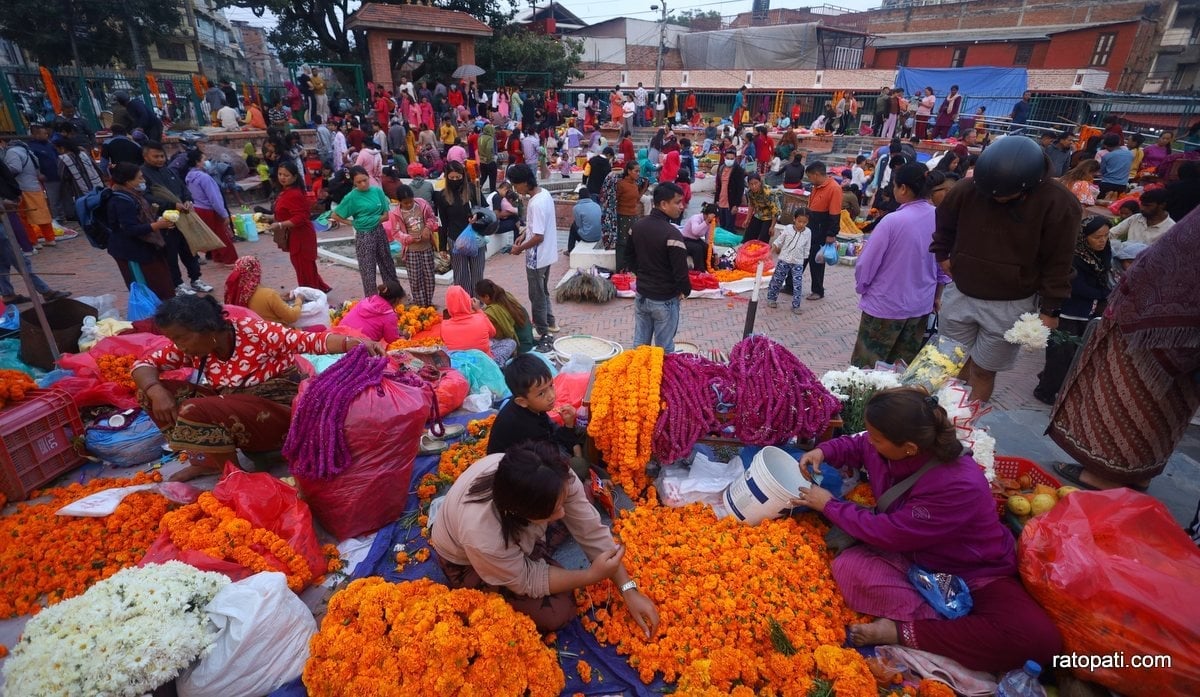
[727,335,842,446]
[652,353,731,463]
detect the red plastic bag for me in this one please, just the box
[293,374,432,540]
[547,372,591,426]
[141,464,325,585]
[735,240,775,274]
[57,333,192,409]
[1019,489,1200,696]
[435,368,469,417]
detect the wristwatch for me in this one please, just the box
[619,580,638,593]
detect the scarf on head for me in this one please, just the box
[1111,208,1200,376]
[224,256,262,308]
[1074,229,1111,285]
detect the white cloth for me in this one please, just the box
[525,188,558,269]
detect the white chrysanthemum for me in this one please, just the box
[1003,312,1050,351]
[3,562,229,697]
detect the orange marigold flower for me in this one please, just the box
[577,660,592,683]
[917,678,957,697]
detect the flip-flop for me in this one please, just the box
[1052,462,1100,491]
[427,423,465,440]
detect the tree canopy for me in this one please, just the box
[666,9,723,28]
[0,0,181,68]
[476,26,584,88]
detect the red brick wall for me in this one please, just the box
[1039,25,1139,90]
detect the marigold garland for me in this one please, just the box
[577,660,592,684]
[95,354,137,390]
[0,472,167,618]
[159,492,313,592]
[416,416,495,506]
[0,369,37,409]
[576,500,855,691]
[586,346,664,498]
[303,577,565,696]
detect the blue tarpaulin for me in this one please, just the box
[896,67,1028,130]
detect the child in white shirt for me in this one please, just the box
[767,207,812,314]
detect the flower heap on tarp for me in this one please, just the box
[416,415,496,508]
[576,496,859,692]
[586,346,665,498]
[1,561,228,697]
[159,492,315,592]
[387,336,445,350]
[303,577,565,696]
[0,472,168,618]
[813,644,879,695]
[0,369,37,409]
[397,304,441,337]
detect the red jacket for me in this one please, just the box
[755,134,775,163]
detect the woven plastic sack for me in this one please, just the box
[449,349,511,399]
[1019,489,1200,696]
[735,240,775,274]
[293,374,432,540]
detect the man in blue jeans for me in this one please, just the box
[629,182,690,352]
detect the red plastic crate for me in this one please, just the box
[0,389,86,501]
[991,455,1062,517]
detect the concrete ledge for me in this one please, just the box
[568,241,616,270]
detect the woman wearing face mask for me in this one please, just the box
[435,160,483,295]
[104,162,178,300]
[330,166,403,297]
[712,148,747,231]
[183,149,239,265]
[388,184,439,307]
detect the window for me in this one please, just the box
[156,41,189,62]
[896,49,910,67]
[1091,33,1116,67]
[950,46,967,68]
[1013,43,1034,66]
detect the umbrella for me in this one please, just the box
[452,64,486,80]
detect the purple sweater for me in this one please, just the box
[854,199,950,320]
[820,433,1016,582]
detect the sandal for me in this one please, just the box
[419,434,449,455]
[427,423,465,440]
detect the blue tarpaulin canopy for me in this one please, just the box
[896,67,1028,126]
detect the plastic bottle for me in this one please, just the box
[996,661,1047,697]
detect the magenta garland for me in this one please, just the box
[726,335,842,446]
[653,353,730,462]
[283,345,391,480]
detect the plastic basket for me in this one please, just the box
[991,455,1061,517]
[0,389,86,501]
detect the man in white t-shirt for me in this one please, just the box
[507,164,560,337]
[634,82,648,127]
[622,100,635,134]
[216,104,240,130]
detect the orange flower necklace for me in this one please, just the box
[303,577,565,696]
[0,369,37,409]
[0,472,168,618]
[586,346,664,499]
[576,497,858,691]
[159,492,313,592]
[416,415,495,507]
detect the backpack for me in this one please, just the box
[75,188,131,250]
[0,144,30,201]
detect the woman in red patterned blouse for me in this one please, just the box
[131,295,385,481]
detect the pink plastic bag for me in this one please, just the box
[293,374,432,540]
[57,333,192,409]
[141,464,325,585]
[1019,489,1200,696]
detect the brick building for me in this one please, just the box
[858,0,1164,92]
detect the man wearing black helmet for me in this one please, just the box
[930,135,1079,402]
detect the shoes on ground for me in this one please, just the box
[546,324,561,333]
[792,306,803,315]
[175,283,197,296]
[191,279,214,293]
[197,256,208,265]
[805,293,824,300]
[767,300,778,308]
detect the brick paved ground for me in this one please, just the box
[22,207,1047,413]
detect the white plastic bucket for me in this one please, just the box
[722,446,811,525]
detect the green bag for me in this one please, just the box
[714,227,743,248]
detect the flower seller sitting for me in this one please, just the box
[429,440,660,634]
[790,387,1062,673]
[132,295,386,482]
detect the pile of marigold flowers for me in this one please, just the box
[0,472,168,618]
[586,346,664,498]
[303,577,564,696]
[0,369,37,409]
[160,492,315,592]
[386,336,445,351]
[814,644,878,695]
[844,481,877,508]
[575,497,856,693]
[95,353,137,390]
[397,304,442,338]
[328,299,360,327]
[416,415,495,506]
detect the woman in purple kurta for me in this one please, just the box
[792,388,1062,673]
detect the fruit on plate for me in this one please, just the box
[1008,495,1032,516]
[1030,493,1057,515]
[1056,486,1079,498]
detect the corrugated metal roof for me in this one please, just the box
[346,3,493,37]
[873,21,1132,48]
[571,69,899,91]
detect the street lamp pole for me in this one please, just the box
[652,1,666,127]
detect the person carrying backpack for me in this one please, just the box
[2,139,58,248]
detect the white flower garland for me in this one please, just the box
[3,562,229,697]
[967,429,997,482]
[1003,312,1050,351]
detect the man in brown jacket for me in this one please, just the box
[930,136,1079,401]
